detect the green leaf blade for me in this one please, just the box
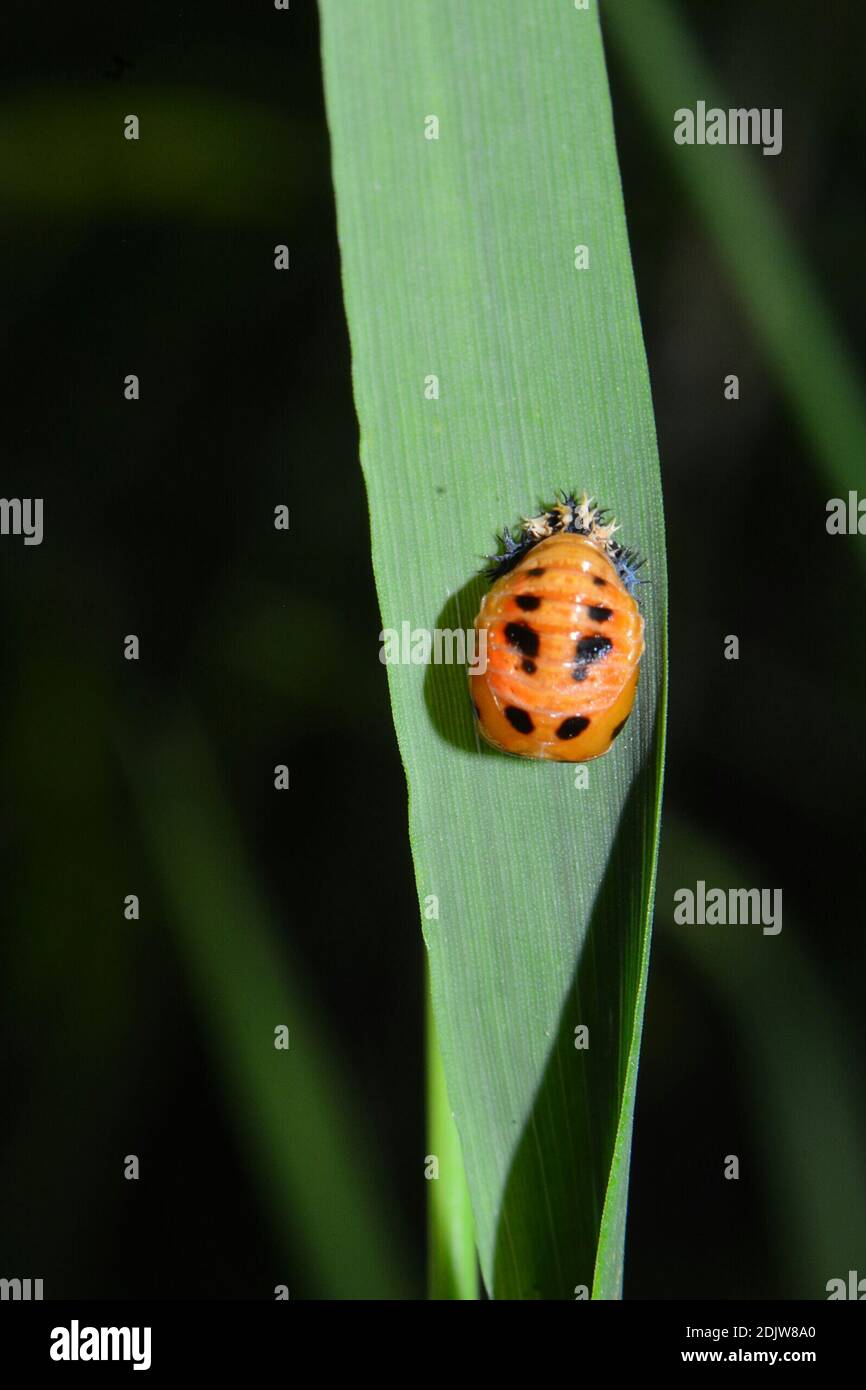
[321,0,667,1298]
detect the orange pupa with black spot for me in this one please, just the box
[470,493,645,762]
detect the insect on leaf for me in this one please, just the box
[320,0,667,1298]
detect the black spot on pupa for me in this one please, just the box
[610,718,627,740]
[573,633,613,682]
[593,576,607,587]
[521,659,537,674]
[472,702,481,719]
[505,621,539,658]
[586,604,613,623]
[527,566,545,577]
[575,634,612,665]
[515,594,541,611]
[505,705,534,734]
[557,715,590,740]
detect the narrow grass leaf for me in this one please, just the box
[426,972,479,1300]
[321,0,667,1298]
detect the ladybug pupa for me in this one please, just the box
[469,492,645,762]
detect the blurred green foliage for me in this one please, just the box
[0,90,314,223]
[606,0,866,504]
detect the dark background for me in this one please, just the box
[1,0,864,1299]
